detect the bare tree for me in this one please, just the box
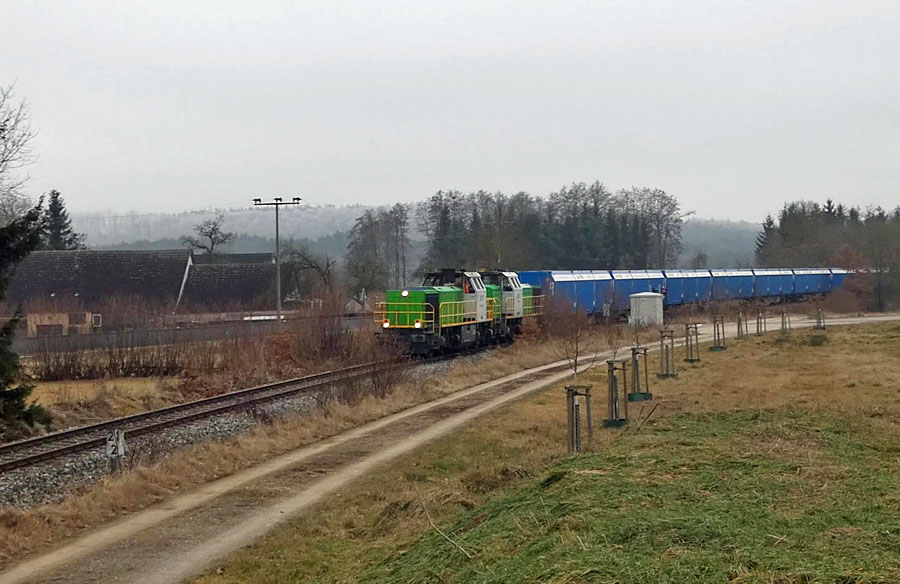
[387,203,410,286]
[283,241,337,293]
[545,296,602,382]
[0,85,37,225]
[630,187,687,268]
[601,311,625,362]
[180,214,235,254]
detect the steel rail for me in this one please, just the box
[0,359,413,474]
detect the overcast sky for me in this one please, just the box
[3,0,899,222]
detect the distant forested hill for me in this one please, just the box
[77,205,762,270]
[73,204,368,248]
[95,231,351,261]
[679,218,759,268]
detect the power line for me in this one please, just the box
[72,200,308,222]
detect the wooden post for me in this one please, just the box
[815,307,826,330]
[585,386,593,447]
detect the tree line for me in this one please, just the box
[344,183,685,292]
[755,199,900,310]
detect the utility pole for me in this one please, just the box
[253,197,301,324]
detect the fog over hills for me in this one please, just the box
[73,205,368,248]
[76,205,761,269]
[680,218,759,268]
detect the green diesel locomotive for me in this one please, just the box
[375,269,542,355]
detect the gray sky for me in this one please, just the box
[4,0,899,222]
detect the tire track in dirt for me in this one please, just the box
[1,366,569,584]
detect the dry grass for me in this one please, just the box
[635,324,900,418]
[30,378,180,429]
[30,378,169,407]
[7,322,899,578]
[186,322,900,584]
[0,336,565,567]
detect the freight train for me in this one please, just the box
[376,267,848,355]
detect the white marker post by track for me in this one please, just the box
[106,429,126,473]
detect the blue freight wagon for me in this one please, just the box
[512,266,849,315]
[516,270,605,313]
[570,270,601,312]
[829,268,849,289]
[516,270,552,290]
[662,269,713,305]
[517,271,577,307]
[792,268,832,294]
[589,270,615,314]
[711,269,755,300]
[753,268,795,297]
[610,270,665,310]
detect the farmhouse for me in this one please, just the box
[6,250,291,335]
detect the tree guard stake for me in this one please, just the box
[566,385,593,452]
[814,307,826,331]
[710,315,726,351]
[684,323,701,363]
[603,360,628,428]
[628,346,652,401]
[658,328,677,379]
[756,309,767,336]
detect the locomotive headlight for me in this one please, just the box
[414,320,422,329]
[401,290,409,297]
[382,321,390,328]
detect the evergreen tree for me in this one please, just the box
[1,204,51,439]
[755,215,776,266]
[43,190,84,250]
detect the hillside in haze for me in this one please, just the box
[82,204,761,269]
[679,218,759,268]
[73,205,369,248]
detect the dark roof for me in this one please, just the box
[191,253,274,265]
[179,263,276,308]
[8,250,190,307]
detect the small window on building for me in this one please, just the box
[69,312,86,325]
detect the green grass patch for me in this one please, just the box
[361,410,900,584]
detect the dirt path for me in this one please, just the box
[1,364,572,584]
[3,315,896,584]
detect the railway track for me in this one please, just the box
[0,360,413,474]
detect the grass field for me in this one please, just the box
[30,377,179,427]
[192,323,900,584]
